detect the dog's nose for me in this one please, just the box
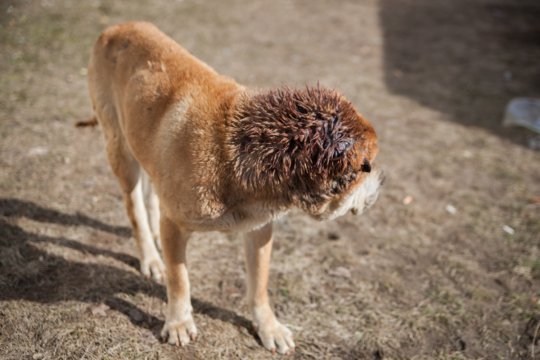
[350,207,358,215]
[361,158,371,173]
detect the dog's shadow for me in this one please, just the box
[0,198,255,340]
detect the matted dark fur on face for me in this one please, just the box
[228,86,378,209]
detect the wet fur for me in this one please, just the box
[229,87,378,213]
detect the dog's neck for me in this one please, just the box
[220,90,292,210]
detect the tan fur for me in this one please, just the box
[88,22,382,354]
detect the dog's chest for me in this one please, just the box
[180,202,286,233]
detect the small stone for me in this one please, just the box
[503,98,540,134]
[27,146,49,157]
[502,225,515,235]
[329,266,351,278]
[90,303,109,317]
[446,204,457,215]
[402,195,413,205]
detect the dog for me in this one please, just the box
[87,22,382,354]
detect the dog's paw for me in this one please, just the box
[161,316,198,346]
[256,320,295,355]
[140,256,165,283]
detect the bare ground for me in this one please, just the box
[1,0,540,359]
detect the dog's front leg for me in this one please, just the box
[243,223,295,354]
[160,216,197,346]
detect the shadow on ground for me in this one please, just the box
[379,0,540,144]
[0,198,132,238]
[0,198,255,340]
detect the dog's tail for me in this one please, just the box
[75,116,98,128]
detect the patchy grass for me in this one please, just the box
[1,0,539,359]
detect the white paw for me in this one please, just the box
[161,316,198,346]
[140,256,165,283]
[256,320,295,355]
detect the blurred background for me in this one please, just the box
[1,0,539,359]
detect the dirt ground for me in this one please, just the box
[1,0,540,359]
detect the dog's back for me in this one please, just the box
[88,21,234,162]
[88,22,241,220]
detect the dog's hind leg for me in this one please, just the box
[88,52,163,282]
[141,170,161,250]
[243,223,295,354]
[102,122,165,282]
[125,176,165,282]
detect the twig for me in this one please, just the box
[532,319,540,359]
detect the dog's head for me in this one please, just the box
[292,94,382,220]
[229,85,382,219]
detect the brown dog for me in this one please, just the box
[88,22,382,354]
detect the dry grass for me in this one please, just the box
[1,0,539,359]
